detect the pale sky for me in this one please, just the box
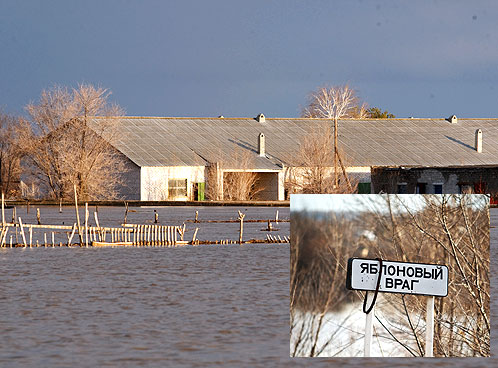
[290,194,488,213]
[290,194,427,213]
[1,1,498,118]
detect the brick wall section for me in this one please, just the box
[371,166,498,194]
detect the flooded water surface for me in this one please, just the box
[0,243,290,367]
[0,206,496,367]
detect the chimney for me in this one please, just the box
[258,133,265,157]
[448,115,458,124]
[475,129,482,153]
[256,113,265,123]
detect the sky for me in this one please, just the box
[290,193,488,213]
[1,0,497,119]
[290,194,427,213]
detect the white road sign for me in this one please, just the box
[346,258,448,297]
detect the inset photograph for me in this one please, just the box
[290,194,489,357]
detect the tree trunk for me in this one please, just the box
[334,117,338,188]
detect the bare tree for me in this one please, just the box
[301,85,367,120]
[354,194,489,357]
[286,126,358,194]
[301,84,366,188]
[0,111,23,198]
[21,84,127,200]
[386,195,490,357]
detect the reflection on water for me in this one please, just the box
[0,207,496,367]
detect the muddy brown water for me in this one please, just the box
[0,206,496,367]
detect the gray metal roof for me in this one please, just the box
[93,117,498,168]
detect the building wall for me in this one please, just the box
[283,166,372,196]
[278,170,285,200]
[123,165,286,201]
[140,166,205,201]
[221,170,283,201]
[371,167,498,194]
[115,157,141,200]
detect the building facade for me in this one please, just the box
[94,115,498,200]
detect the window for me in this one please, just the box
[357,182,371,194]
[168,179,188,198]
[433,184,443,194]
[474,182,487,194]
[397,183,407,194]
[416,183,426,194]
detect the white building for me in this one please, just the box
[97,115,498,201]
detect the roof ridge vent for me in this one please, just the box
[256,113,266,123]
[448,115,458,124]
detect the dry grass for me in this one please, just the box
[204,148,264,201]
[222,149,264,201]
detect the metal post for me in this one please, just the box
[425,296,435,357]
[364,292,375,357]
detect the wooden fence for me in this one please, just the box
[0,222,186,248]
[0,191,290,248]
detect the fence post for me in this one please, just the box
[74,185,82,245]
[238,210,245,244]
[1,192,5,226]
[18,217,27,247]
[85,203,89,247]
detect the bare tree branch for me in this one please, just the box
[21,84,128,200]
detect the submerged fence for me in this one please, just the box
[0,191,289,248]
[0,223,187,247]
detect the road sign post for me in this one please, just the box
[364,292,375,357]
[426,296,435,357]
[347,258,448,357]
